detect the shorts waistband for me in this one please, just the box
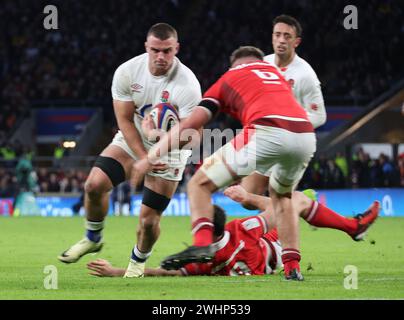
[252,117,314,133]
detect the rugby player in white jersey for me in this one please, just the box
[57,23,202,278]
[240,15,327,202]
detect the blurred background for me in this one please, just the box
[0,0,403,216]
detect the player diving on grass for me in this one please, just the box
[87,187,380,277]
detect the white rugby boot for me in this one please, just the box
[123,259,145,278]
[58,238,103,263]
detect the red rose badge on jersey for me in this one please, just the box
[288,79,295,89]
[161,90,170,102]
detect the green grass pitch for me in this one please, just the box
[1,216,403,300]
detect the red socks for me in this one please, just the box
[281,201,359,275]
[282,248,301,275]
[192,218,214,246]
[306,201,358,235]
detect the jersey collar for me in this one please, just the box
[212,231,230,251]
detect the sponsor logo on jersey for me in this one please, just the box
[131,83,143,93]
[241,218,260,231]
[161,90,170,102]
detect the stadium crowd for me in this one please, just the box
[300,150,404,190]
[1,149,403,198]
[1,0,403,113]
[1,0,404,198]
[0,165,88,198]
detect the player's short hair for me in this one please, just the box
[229,46,264,66]
[147,23,178,41]
[273,14,302,38]
[213,205,227,237]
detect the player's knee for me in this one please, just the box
[293,191,313,215]
[84,179,108,198]
[141,187,171,213]
[140,215,160,232]
[188,178,207,195]
[187,177,201,193]
[269,184,292,199]
[188,173,216,194]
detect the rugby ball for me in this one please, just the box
[149,103,179,132]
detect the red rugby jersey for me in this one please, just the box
[203,61,312,131]
[181,216,279,276]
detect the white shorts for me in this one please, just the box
[111,130,190,181]
[200,124,316,194]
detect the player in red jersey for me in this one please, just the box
[87,205,281,277]
[87,191,380,277]
[134,46,316,280]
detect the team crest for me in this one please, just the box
[288,79,295,89]
[161,90,170,102]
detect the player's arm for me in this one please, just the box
[147,81,211,161]
[141,114,203,151]
[113,100,148,159]
[111,64,148,159]
[87,259,126,277]
[176,83,205,150]
[141,82,204,151]
[132,78,222,183]
[301,72,326,129]
[180,262,213,276]
[148,104,213,163]
[131,105,212,187]
[87,259,183,277]
[224,185,269,212]
[145,268,183,276]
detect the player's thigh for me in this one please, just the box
[200,133,258,189]
[86,144,135,193]
[240,172,269,195]
[144,175,179,199]
[268,132,316,195]
[199,150,239,189]
[100,144,136,179]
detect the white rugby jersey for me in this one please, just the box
[111,53,202,157]
[264,53,326,128]
[112,52,202,121]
